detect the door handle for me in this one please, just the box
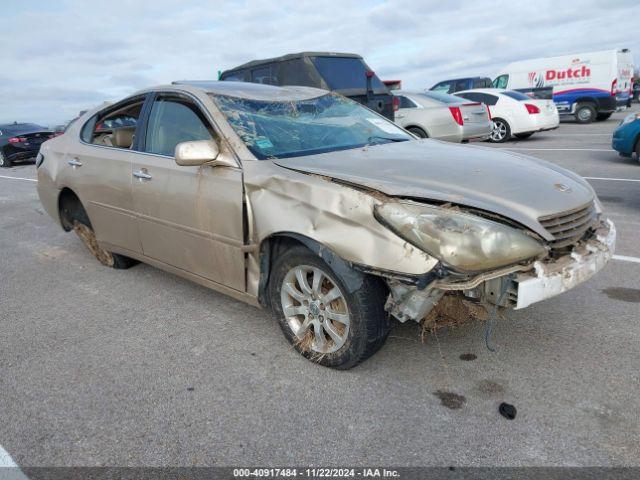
[133,169,152,180]
[67,158,82,167]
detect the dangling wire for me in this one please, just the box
[484,274,514,352]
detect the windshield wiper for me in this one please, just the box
[366,135,408,145]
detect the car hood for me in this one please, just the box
[273,139,595,240]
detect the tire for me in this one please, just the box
[575,103,596,124]
[489,118,511,143]
[269,245,390,369]
[634,138,640,164]
[0,150,12,168]
[408,127,428,138]
[62,198,137,269]
[596,113,612,121]
[515,132,534,139]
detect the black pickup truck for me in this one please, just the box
[220,52,395,120]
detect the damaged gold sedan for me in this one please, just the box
[37,81,616,368]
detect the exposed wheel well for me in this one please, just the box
[58,187,89,231]
[257,233,367,307]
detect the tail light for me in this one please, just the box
[449,106,464,125]
[524,103,540,114]
[486,105,492,120]
[611,79,617,96]
[393,96,399,112]
[8,137,26,144]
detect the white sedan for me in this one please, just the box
[456,89,559,143]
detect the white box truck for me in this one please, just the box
[493,49,634,123]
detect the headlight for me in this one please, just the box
[375,202,546,272]
[621,113,640,125]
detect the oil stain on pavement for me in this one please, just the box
[601,287,640,303]
[434,390,466,409]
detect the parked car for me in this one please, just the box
[37,81,615,368]
[612,112,640,160]
[456,89,559,142]
[219,52,395,120]
[393,90,491,142]
[429,77,492,94]
[0,122,53,167]
[494,49,634,123]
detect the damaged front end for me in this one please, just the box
[383,217,616,325]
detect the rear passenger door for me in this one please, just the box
[131,92,246,291]
[69,95,149,255]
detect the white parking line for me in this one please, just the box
[501,148,614,152]
[0,445,29,479]
[0,175,36,182]
[613,255,640,264]
[584,177,640,183]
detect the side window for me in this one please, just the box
[454,79,469,92]
[85,98,144,148]
[481,94,499,106]
[251,66,278,85]
[493,75,509,89]
[398,96,417,109]
[457,92,483,103]
[222,71,246,82]
[432,81,452,93]
[144,97,214,157]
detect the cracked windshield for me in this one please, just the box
[213,93,411,159]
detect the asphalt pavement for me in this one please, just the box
[0,106,638,468]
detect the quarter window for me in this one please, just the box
[397,96,417,109]
[84,97,145,148]
[144,98,214,157]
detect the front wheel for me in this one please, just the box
[489,118,511,143]
[269,246,389,369]
[0,151,12,168]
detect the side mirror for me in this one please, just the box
[175,140,220,166]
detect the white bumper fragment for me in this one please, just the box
[514,219,616,310]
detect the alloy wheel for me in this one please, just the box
[491,121,507,142]
[280,265,350,354]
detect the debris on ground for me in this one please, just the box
[499,402,517,420]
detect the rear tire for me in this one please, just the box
[0,151,12,168]
[269,245,390,369]
[489,118,511,143]
[60,196,137,269]
[515,132,534,139]
[634,138,640,163]
[408,127,428,138]
[575,103,596,124]
[596,113,612,121]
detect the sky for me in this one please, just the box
[1,0,637,126]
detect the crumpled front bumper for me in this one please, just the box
[513,219,616,309]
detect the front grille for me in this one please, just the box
[538,202,597,248]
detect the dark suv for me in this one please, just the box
[220,52,395,120]
[429,77,493,94]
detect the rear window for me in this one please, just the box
[420,91,464,104]
[502,91,530,101]
[311,57,385,91]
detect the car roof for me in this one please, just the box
[222,51,362,72]
[169,80,329,101]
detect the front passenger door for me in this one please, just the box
[132,93,246,291]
